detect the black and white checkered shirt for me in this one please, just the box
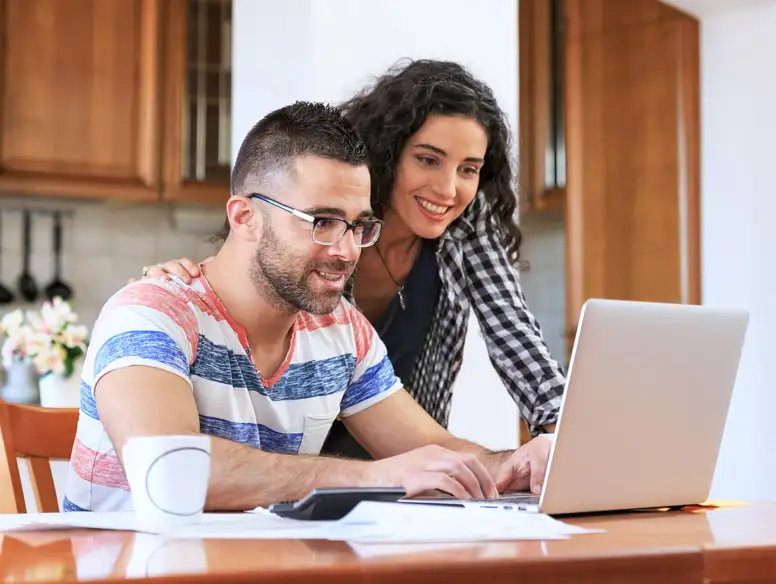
[347,192,566,437]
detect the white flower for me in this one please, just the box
[32,343,66,376]
[60,324,88,349]
[26,330,51,355]
[0,309,25,336]
[0,299,89,375]
[40,301,61,333]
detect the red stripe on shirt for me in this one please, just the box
[297,303,352,332]
[70,438,130,491]
[348,304,374,366]
[102,282,200,356]
[104,283,197,342]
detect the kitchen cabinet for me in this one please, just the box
[0,0,231,204]
[564,0,701,356]
[519,0,700,358]
[0,0,162,201]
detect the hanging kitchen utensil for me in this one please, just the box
[18,209,38,302]
[0,211,14,304]
[45,211,72,301]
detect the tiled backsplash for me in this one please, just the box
[0,197,225,329]
[518,210,567,367]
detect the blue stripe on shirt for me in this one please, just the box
[80,381,99,421]
[271,356,355,401]
[341,355,399,411]
[199,415,302,455]
[191,335,355,401]
[190,335,262,391]
[63,496,88,512]
[93,330,189,378]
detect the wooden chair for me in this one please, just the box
[0,399,79,513]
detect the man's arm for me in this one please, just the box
[343,389,510,477]
[96,365,376,511]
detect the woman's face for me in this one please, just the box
[390,114,488,240]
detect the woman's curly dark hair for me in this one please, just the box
[339,58,523,264]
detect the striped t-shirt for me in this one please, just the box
[64,276,402,512]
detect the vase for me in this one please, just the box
[1,359,39,405]
[38,359,83,409]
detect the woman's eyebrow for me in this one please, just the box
[414,143,484,163]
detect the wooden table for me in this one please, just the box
[2,501,776,584]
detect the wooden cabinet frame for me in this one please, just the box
[161,0,230,205]
[519,0,566,215]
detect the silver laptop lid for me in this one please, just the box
[540,299,749,515]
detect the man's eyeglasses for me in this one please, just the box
[248,194,383,248]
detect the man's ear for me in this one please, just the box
[226,195,262,242]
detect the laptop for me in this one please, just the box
[408,298,750,515]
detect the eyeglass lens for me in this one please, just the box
[312,219,380,247]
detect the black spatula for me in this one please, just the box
[18,210,38,302]
[45,211,72,301]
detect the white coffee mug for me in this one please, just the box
[122,434,211,532]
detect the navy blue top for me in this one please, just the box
[372,239,441,385]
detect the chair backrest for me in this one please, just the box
[0,400,79,513]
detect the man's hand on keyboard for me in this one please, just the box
[494,434,554,495]
[366,444,499,500]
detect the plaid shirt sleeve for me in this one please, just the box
[460,195,566,435]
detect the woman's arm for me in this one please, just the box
[461,194,566,436]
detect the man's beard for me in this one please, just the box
[250,224,354,315]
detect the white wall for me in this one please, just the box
[233,0,521,449]
[233,0,518,153]
[699,2,776,500]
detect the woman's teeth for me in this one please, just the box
[417,198,451,215]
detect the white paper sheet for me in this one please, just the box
[166,502,603,542]
[0,502,603,543]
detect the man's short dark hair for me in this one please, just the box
[213,101,368,242]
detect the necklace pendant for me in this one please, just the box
[398,287,407,311]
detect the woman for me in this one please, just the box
[142,58,566,459]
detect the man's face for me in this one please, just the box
[250,156,372,315]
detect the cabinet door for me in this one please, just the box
[564,0,701,355]
[161,0,231,204]
[0,0,162,200]
[519,0,566,215]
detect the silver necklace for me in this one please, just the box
[373,241,421,311]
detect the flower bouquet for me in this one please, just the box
[0,297,89,379]
[0,297,89,407]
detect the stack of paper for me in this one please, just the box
[0,502,602,543]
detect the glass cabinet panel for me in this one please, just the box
[182,0,231,183]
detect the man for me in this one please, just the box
[64,101,551,512]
